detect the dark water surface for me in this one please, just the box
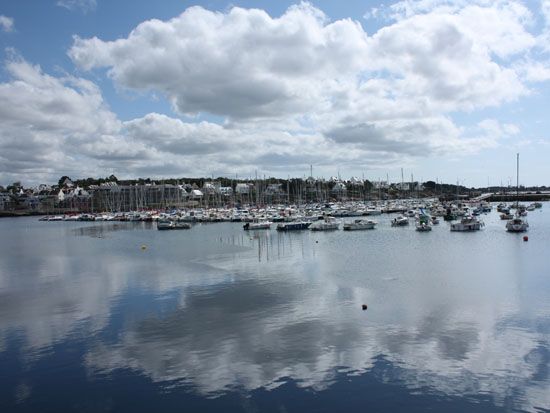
[1,207,550,412]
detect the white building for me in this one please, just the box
[373,181,389,189]
[235,183,253,194]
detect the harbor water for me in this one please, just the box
[1,206,550,412]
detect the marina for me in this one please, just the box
[32,197,544,237]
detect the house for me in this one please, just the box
[265,183,284,195]
[235,183,253,195]
[191,189,203,199]
[0,193,14,211]
[331,182,347,195]
[373,181,389,189]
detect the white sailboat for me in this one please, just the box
[506,153,529,233]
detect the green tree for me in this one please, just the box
[58,176,71,187]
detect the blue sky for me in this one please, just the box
[1,0,550,187]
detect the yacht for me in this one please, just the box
[506,153,529,233]
[391,215,409,227]
[415,221,432,231]
[243,219,271,230]
[364,207,382,216]
[415,215,432,231]
[450,216,484,231]
[157,220,191,230]
[506,217,529,232]
[276,221,311,231]
[310,217,339,231]
[343,219,377,231]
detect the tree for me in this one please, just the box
[58,176,71,188]
[424,180,436,190]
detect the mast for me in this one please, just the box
[516,153,519,208]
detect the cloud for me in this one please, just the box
[0,56,121,183]
[57,0,97,14]
[541,0,550,25]
[0,15,14,32]
[66,3,533,155]
[68,3,368,120]
[5,1,550,185]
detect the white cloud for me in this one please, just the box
[57,0,97,13]
[69,3,369,120]
[0,56,121,183]
[67,3,533,147]
[542,0,550,25]
[0,15,14,32]
[4,1,550,185]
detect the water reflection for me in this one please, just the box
[72,221,154,238]
[1,212,550,412]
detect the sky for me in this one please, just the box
[1,0,550,187]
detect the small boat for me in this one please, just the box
[343,219,377,231]
[157,220,173,230]
[506,216,529,232]
[506,154,529,233]
[443,209,456,221]
[276,221,311,231]
[310,217,339,231]
[500,212,513,220]
[391,215,409,227]
[157,220,191,230]
[243,219,271,230]
[364,207,382,216]
[415,222,432,231]
[431,216,439,225]
[450,216,484,231]
[415,215,432,231]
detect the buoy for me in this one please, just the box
[141,245,147,250]
[362,304,368,311]
[523,236,528,242]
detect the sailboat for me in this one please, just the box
[506,153,529,233]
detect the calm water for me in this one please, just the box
[1,207,550,412]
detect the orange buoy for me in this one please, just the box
[523,236,528,242]
[362,304,368,311]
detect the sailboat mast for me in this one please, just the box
[516,153,519,207]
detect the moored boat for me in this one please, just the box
[243,219,271,230]
[450,216,484,231]
[506,217,529,232]
[310,217,339,231]
[391,215,409,227]
[276,221,311,231]
[343,219,376,231]
[506,154,529,233]
[415,214,432,231]
[157,220,191,230]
